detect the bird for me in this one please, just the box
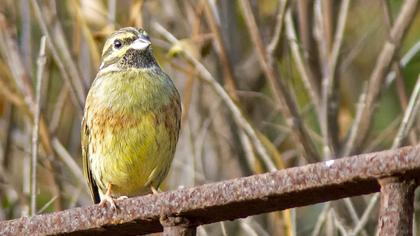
[81,27,181,208]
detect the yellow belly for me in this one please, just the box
[88,109,178,197]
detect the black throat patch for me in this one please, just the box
[119,48,157,69]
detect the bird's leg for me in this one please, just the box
[99,183,118,209]
[99,183,128,209]
[150,186,160,195]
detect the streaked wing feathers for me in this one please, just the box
[81,117,101,204]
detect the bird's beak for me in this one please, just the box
[131,36,151,50]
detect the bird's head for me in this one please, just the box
[99,27,157,72]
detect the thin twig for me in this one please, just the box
[331,209,349,236]
[392,74,420,149]
[296,0,322,96]
[349,193,379,236]
[267,0,288,57]
[19,0,32,72]
[382,0,408,108]
[154,23,277,171]
[51,138,85,187]
[238,128,257,173]
[247,217,271,236]
[342,83,367,157]
[52,16,87,99]
[0,15,35,108]
[0,165,29,211]
[0,14,62,210]
[320,0,334,52]
[30,0,84,114]
[70,1,101,69]
[0,79,25,107]
[311,203,331,236]
[37,196,58,214]
[203,0,238,100]
[325,209,335,236]
[382,0,415,144]
[320,4,366,227]
[30,36,47,216]
[199,0,262,177]
[220,221,227,236]
[385,41,420,85]
[364,116,401,153]
[48,86,69,133]
[349,73,420,231]
[285,10,321,113]
[239,0,320,162]
[320,0,350,158]
[240,219,259,236]
[0,103,13,169]
[343,198,369,236]
[343,0,419,155]
[202,0,268,177]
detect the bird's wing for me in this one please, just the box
[81,116,101,204]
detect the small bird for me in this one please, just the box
[81,27,181,208]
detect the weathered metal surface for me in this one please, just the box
[1,145,420,235]
[161,215,197,236]
[377,177,417,236]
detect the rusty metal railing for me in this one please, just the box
[1,145,419,235]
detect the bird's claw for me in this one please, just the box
[117,196,128,200]
[99,195,128,210]
[99,194,117,210]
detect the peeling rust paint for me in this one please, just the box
[0,145,419,235]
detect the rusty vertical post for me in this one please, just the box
[377,177,417,236]
[160,215,196,236]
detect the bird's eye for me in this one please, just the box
[113,39,122,49]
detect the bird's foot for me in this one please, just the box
[99,195,128,210]
[99,194,117,210]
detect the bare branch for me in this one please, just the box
[382,0,416,144]
[30,36,47,216]
[285,10,321,112]
[343,0,419,155]
[203,0,238,100]
[154,23,277,171]
[392,75,420,149]
[239,0,320,162]
[349,193,379,236]
[267,0,288,57]
[30,0,85,115]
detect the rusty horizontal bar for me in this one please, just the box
[1,145,420,235]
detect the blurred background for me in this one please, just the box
[0,0,419,235]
